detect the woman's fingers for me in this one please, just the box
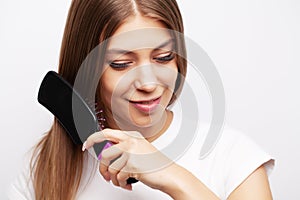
[99,145,126,181]
[117,170,133,191]
[83,131,106,151]
[83,129,163,191]
[83,129,126,150]
[99,145,136,190]
[107,153,128,186]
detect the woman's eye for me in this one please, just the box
[154,52,175,63]
[109,61,132,69]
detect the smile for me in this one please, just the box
[129,97,161,113]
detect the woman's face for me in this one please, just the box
[100,15,178,131]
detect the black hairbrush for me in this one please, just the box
[37,71,137,184]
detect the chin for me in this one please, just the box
[130,109,166,128]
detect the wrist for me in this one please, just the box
[158,164,188,198]
[159,164,219,200]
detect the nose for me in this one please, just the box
[134,64,158,92]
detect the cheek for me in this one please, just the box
[156,63,178,91]
[100,69,131,106]
[100,70,118,106]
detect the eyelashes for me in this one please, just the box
[109,62,133,69]
[154,52,175,63]
[108,52,175,70]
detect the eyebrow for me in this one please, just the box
[154,38,174,50]
[106,38,174,55]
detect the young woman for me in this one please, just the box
[8,0,274,199]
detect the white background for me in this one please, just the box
[1,0,299,199]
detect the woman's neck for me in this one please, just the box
[107,110,173,143]
[145,110,173,142]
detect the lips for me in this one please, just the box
[129,97,161,113]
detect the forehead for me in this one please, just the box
[107,15,172,51]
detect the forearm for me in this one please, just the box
[160,164,220,200]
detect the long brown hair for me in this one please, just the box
[31,0,186,199]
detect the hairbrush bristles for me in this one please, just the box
[84,98,106,130]
[96,107,106,129]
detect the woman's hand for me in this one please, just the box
[83,128,177,191]
[83,128,221,199]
